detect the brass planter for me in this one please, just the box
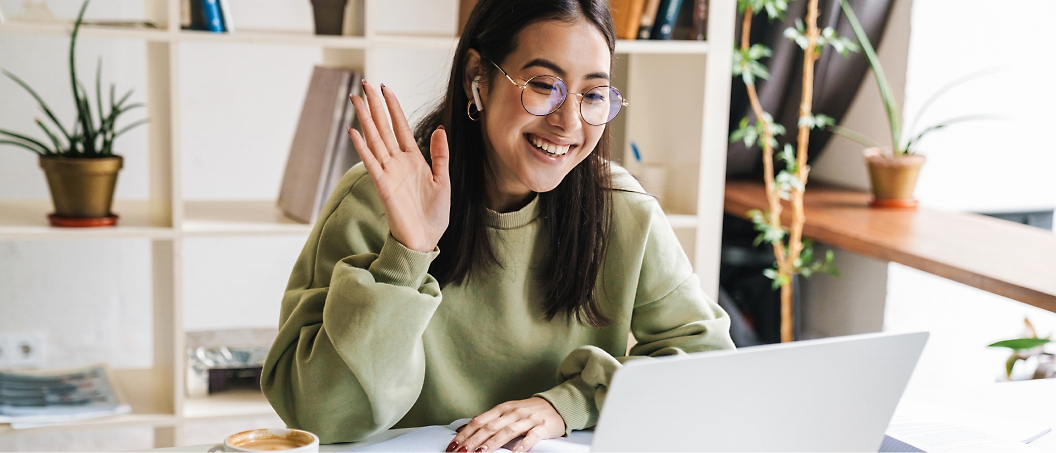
[863,147,925,208]
[39,155,123,224]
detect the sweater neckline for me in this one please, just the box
[485,194,540,229]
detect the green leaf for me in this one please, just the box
[34,119,62,153]
[903,115,1000,153]
[988,338,1052,350]
[829,124,882,148]
[0,127,51,153]
[1,69,73,142]
[0,139,47,155]
[1005,354,1020,378]
[839,0,902,155]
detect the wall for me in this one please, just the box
[806,0,1056,396]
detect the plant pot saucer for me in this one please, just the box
[869,198,919,209]
[47,213,119,227]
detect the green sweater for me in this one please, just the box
[261,163,734,444]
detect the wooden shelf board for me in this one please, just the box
[182,390,277,420]
[0,21,171,41]
[724,180,1056,312]
[182,200,312,236]
[0,200,173,240]
[615,39,708,55]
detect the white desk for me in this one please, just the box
[157,379,1056,452]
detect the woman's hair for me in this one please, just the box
[413,0,616,327]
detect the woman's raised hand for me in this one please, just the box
[346,81,450,253]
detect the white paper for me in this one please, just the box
[348,421,591,453]
[887,415,1047,452]
[895,401,1051,444]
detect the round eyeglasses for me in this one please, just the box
[488,59,628,126]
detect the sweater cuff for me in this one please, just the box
[367,235,439,288]
[534,376,598,435]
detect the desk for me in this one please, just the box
[723,180,1056,312]
[158,380,1056,452]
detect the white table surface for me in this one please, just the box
[157,379,1056,452]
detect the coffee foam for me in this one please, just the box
[228,429,314,451]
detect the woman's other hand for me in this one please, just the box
[347,81,451,253]
[446,397,566,452]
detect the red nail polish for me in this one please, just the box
[438,125,445,131]
[475,446,488,453]
[457,446,469,452]
[361,79,367,85]
[446,441,458,452]
[380,83,386,90]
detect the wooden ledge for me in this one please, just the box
[723,180,1056,312]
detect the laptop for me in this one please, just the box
[591,331,928,452]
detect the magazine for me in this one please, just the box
[0,364,131,428]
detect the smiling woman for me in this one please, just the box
[260,0,735,451]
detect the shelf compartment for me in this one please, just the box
[177,29,369,48]
[183,390,277,421]
[0,200,173,240]
[182,201,311,236]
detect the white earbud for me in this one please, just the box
[471,76,484,112]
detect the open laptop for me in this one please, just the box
[591,331,929,452]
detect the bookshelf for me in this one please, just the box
[0,0,734,447]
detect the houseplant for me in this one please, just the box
[830,0,993,208]
[989,318,1054,381]
[0,0,148,227]
[730,0,852,342]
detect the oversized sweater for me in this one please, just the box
[261,162,735,444]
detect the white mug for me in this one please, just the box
[208,428,319,452]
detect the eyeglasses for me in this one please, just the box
[487,59,628,126]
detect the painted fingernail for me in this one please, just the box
[438,125,445,131]
[380,83,386,90]
[457,446,468,452]
[446,441,458,452]
[454,423,463,432]
[475,446,488,453]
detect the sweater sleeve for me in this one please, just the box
[260,167,443,444]
[535,183,735,434]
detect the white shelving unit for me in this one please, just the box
[0,0,734,447]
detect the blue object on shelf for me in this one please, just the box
[201,0,225,32]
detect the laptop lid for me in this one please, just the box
[591,331,928,452]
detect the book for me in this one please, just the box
[650,0,685,40]
[637,0,663,39]
[201,0,225,32]
[218,0,234,32]
[609,0,647,40]
[690,0,707,40]
[347,419,592,452]
[278,66,363,224]
[0,364,131,429]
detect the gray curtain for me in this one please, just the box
[726,0,896,177]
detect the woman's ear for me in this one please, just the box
[464,49,486,108]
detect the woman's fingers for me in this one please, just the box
[380,85,416,153]
[349,94,390,166]
[470,418,536,453]
[362,82,400,155]
[429,126,450,183]
[512,425,549,453]
[347,127,379,171]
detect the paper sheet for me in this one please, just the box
[347,421,591,452]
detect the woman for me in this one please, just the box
[261,0,734,451]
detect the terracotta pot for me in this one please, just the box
[39,155,122,225]
[863,147,925,208]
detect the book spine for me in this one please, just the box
[201,0,225,32]
[637,0,662,39]
[610,0,646,40]
[691,0,707,40]
[651,0,684,40]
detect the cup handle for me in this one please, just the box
[207,444,225,453]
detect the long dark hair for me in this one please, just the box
[414,0,616,327]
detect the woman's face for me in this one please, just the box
[469,19,611,211]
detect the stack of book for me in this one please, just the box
[610,0,708,41]
[0,364,131,429]
[278,66,364,225]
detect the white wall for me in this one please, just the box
[807,0,1056,395]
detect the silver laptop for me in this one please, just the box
[591,331,928,452]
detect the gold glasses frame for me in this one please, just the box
[486,59,629,126]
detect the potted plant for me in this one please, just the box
[830,0,992,208]
[989,318,1055,381]
[0,0,148,227]
[730,0,852,341]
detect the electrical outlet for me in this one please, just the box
[0,332,45,369]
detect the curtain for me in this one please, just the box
[726,0,897,177]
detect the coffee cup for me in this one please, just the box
[207,428,319,452]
